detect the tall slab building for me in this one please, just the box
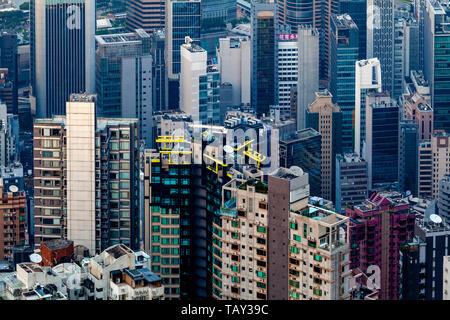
[30,0,96,118]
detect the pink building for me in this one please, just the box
[346,192,415,300]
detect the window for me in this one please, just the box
[293,235,301,242]
[289,246,299,254]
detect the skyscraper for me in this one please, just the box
[95,29,153,147]
[424,0,450,132]
[180,39,220,124]
[277,0,338,83]
[0,32,18,114]
[251,1,278,117]
[297,26,319,130]
[338,0,366,60]
[330,14,359,152]
[367,0,395,96]
[165,0,201,109]
[354,58,382,156]
[30,0,96,118]
[364,92,399,189]
[33,94,140,253]
[306,90,342,201]
[126,0,165,35]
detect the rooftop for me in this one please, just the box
[105,244,134,259]
[42,239,73,251]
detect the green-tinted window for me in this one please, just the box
[293,234,301,242]
[289,246,299,254]
[314,254,322,262]
[231,265,239,272]
[256,271,266,278]
[257,226,266,233]
[289,222,298,230]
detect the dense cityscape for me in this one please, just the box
[0,0,448,306]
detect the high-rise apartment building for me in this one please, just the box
[152,29,167,111]
[431,130,450,199]
[0,178,26,261]
[418,140,433,199]
[364,92,399,189]
[297,26,319,130]
[126,0,165,35]
[180,39,220,124]
[354,58,382,156]
[201,0,236,22]
[335,153,368,214]
[33,95,140,254]
[306,90,342,201]
[251,1,278,117]
[330,14,359,153]
[217,36,251,107]
[367,0,395,96]
[424,0,450,131]
[95,29,153,147]
[30,0,96,118]
[346,192,416,300]
[403,91,433,141]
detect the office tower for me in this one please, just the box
[280,128,322,197]
[0,178,26,261]
[0,32,18,115]
[126,0,165,35]
[33,95,140,253]
[438,175,450,220]
[400,212,450,300]
[276,0,337,83]
[346,192,416,300]
[201,0,236,22]
[95,29,153,147]
[418,140,433,199]
[338,0,366,60]
[0,69,16,114]
[217,37,251,107]
[431,131,450,199]
[0,102,19,167]
[306,90,342,201]
[330,14,359,153]
[364,92,399,189]
[367,0,395,96]
[398,120,419,195]
[335,153,368,214]
[393,19,406,99]
[403,91,433,141]
[354,58,382,156]
[251,1,278,117]
[424,0,450,132]
[180,39,220,124]
[165,0,201,109]
[277,31,298,120]
[152,29,167,111]
[30,0,96,118]
[297,26,319,130]
[403,19,420,77]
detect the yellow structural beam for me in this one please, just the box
[244,148,267,168]
[204,153,228,174]
[234,139,254,152]
[155,136,188,150]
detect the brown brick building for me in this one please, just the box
[0,178,27,261]
[40,239,74,267]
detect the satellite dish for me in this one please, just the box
[405,190,411,197]
[430,214,443,224]
[30,253,42,264]
[223,145,234,154]
[290,166,304,176]
[8,185,18,193]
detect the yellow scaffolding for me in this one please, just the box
[155,135,188,150]
[244,148,267,168]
